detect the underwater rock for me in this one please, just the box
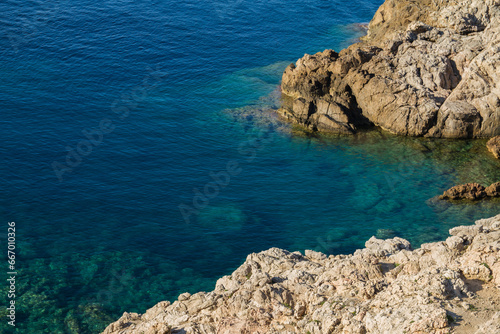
[376,228,397,239]
[197,204,247,232]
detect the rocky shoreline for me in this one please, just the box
[103,214,500,334]
[279,0,500,138]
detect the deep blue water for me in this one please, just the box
[1,0,499,333]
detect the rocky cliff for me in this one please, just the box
[279,0,500,138]
[102,214,500,334]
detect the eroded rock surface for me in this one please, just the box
[439,183,487,200]
[439,182,500,200]
[280,0,500,138]
[487,136,500,158]
[103,214,500,334]
[486,182,500,197]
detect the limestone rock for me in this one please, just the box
[103,214,500,334]
[279,0,500,138]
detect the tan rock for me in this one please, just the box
[438,181,500,201]
[279,0,500,138]
[487,136,500,158]
[439,183,487,200]
[485,182,500,197]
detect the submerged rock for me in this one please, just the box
[279,0,500,138]
[197,204,247,232]
[376,228,396,239]
[102,214,500,334]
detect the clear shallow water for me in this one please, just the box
[1,0,499,333]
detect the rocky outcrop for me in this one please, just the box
[439,183,487,200]
[103,214,500,334]
[487,136,500,158]
[280,0,500,137]
[486,182,500,197]
[439,181,500,200]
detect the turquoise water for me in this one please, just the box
[1,0,499,333]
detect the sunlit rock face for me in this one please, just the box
[487,136,500,159]
[280,0,500,138]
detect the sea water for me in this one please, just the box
[1,0,499,332]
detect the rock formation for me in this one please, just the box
[279,0,500,138]
[439,181,500,200]
[487,136,500,158]
[487,182,500,197]
[103,214,500,334]
[439,183,487,200]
